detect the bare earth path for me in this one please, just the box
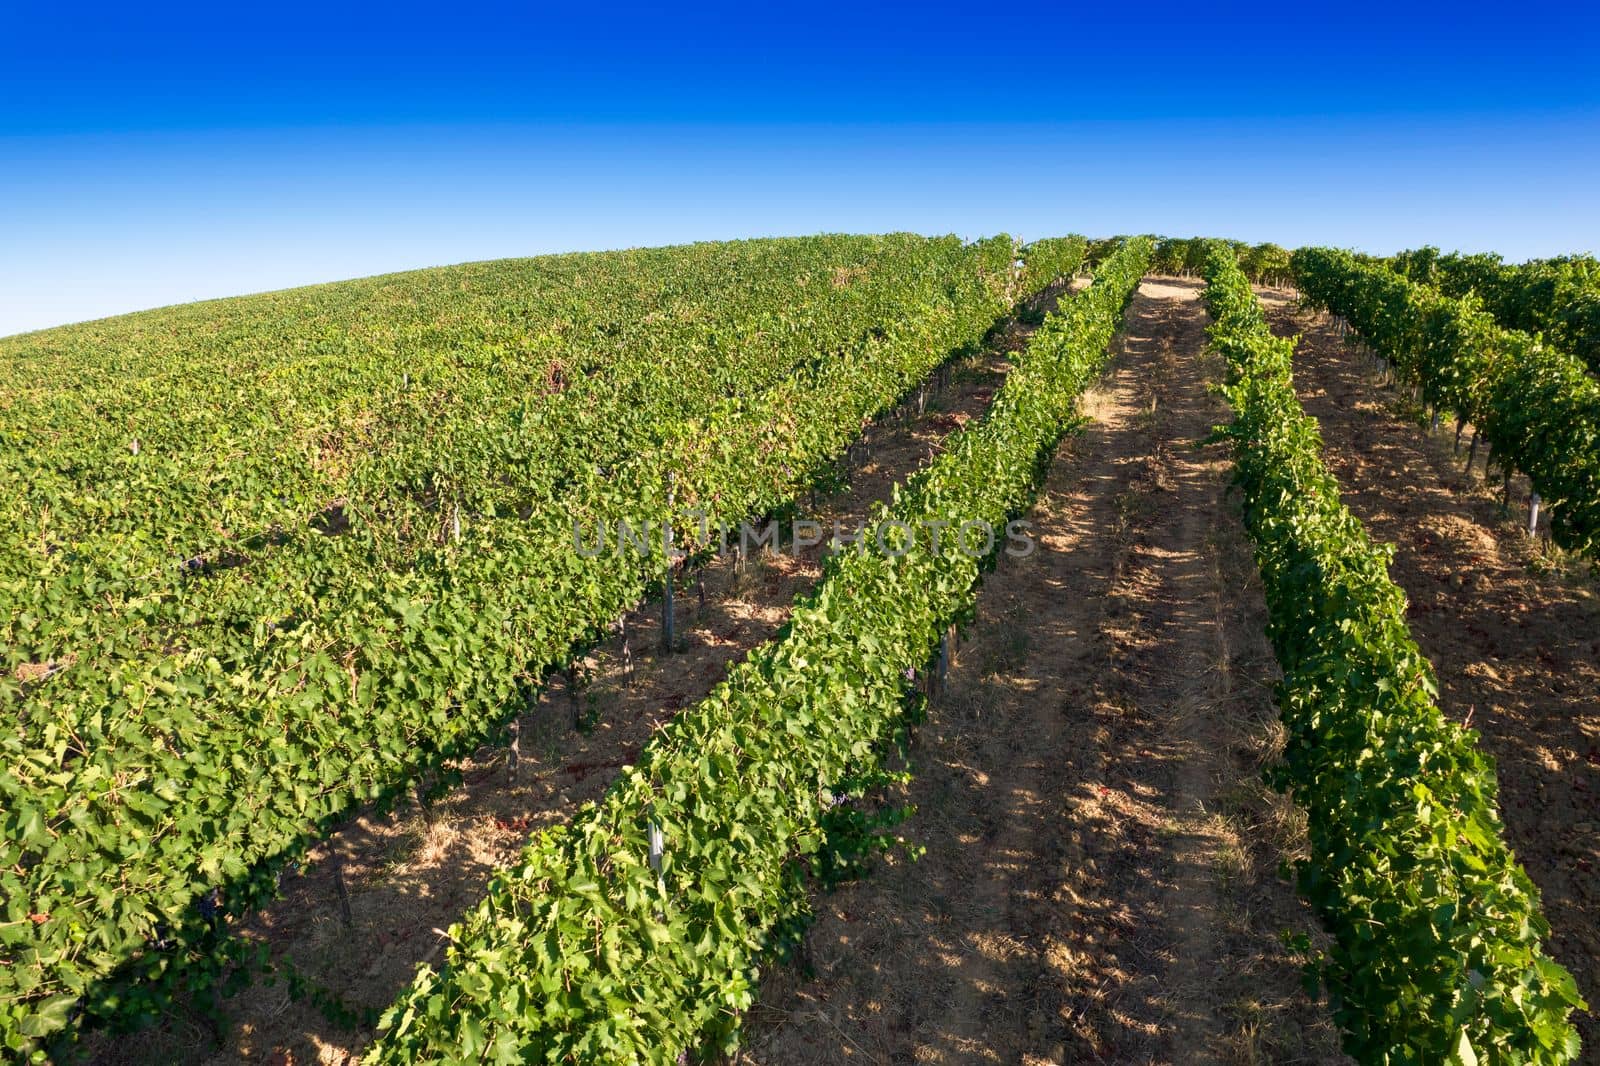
[741,279,1347,1065]
[1261,290,1600,1053]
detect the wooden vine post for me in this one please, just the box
[507,715,520,784]
[619,615,634,688]
[937,627,950,692]
[508,685,533,784]
[662,473,676,654]
[568,665,581,729]
[331,845,354,928]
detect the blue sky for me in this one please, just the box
[3,1,1599,336]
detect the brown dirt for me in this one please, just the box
[85,283,1082,1065]
[737,278,1347,1065]
[1258,288,1600,1052]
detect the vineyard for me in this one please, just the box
[2,234,1595,1064]
[1386,248,1600,375]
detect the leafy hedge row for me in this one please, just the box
[2,238,1026,1051]
[4,238,963,646]
[1152,236,1291,284]
[1292,247,1600,557]
[366,239,1154,1063]
[1388,247,1600,376]
[1204,243,1584,1065]
[5,237,1009,697]
[1084,235,1291,285]
[1018,235,1088,300]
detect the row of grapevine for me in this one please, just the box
[1083,236,1291,284]
[1203,244,1585,1064]
[1388,247,1600,375]
[364,237,1154,1063]
[3,236,1003,682]
[2,238,1076,1051]
[1018,235,1089,299]
[1152,237,1292,284]
[1292,247,1600,557]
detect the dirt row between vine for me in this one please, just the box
[739,278,1349,1064]
[89,284,1082,1065]
[1259,289,1600,1053]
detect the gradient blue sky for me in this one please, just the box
[3,1,1599,336]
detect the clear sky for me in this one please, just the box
[4,1,1599,337]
